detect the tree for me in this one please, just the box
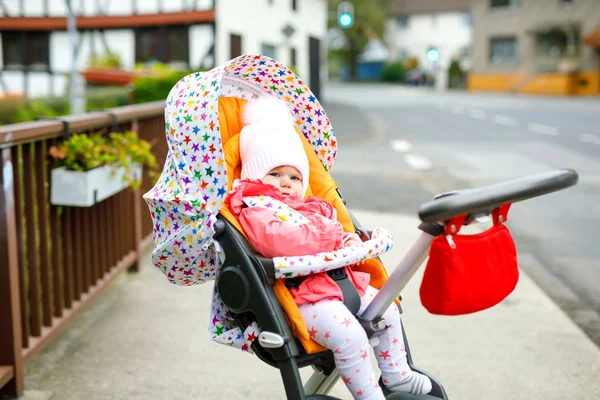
[328,0,390,80]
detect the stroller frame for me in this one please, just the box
[215,169,578,400]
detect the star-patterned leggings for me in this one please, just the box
[298,286,410,400]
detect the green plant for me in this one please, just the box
[448,59,466,89]
[131,71,191,104]
[109,131,159,188]
[380,61,406,83]
[48,131,158,189]
[90,51,123,68]
[404,56,419,71]
[135,60,179,74]
[0,87,131,125]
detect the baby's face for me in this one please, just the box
[262,165,303,198]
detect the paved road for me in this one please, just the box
[323,83,600,346]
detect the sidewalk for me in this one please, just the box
[13,210,600,400]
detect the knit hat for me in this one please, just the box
[239,96,310,196]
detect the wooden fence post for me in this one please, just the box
[0,147,25,396]
[129,187,143,272]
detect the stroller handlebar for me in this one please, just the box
[418,169,578,224]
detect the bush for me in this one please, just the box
[132,71,196,104]
[448,60,466,89]
[90,51,123,68]
[0,86,131,125]
[380,61,406,83]
[86,86,130,110]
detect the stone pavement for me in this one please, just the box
[11,210,600,400]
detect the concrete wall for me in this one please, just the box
[214,0,328,81]
[471,0,600,74]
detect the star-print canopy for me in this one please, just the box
[143,54,338,286]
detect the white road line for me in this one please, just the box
[404,153,432,171]
[468,108,487,120]
[390,139,412,152]
[528,122,559,136]
[492,114,519,127]
[579,133,600,145]
[451,104,464,114]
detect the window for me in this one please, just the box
[135,26,189,65]
[261,43,277,59]
[397,16,409,29]
[490,0,519,8]
[461,12,471,26]
[292,0,297,11]
[535,29,579,71]
[490,37,518,63]
[1,31,50,69]
[230,34,242,59]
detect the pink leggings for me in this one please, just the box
[298,286,411,400]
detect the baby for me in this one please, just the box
[225,96,432,400]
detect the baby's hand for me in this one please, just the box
[344,239,362,248]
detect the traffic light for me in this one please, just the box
[337,2,354,29]
[427,47,439,63]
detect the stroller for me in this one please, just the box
[143,55,578,399]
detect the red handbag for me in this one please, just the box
[419,203,519,316]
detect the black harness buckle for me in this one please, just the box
[327,267,348,281]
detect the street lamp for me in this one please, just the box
[66,0,84,114]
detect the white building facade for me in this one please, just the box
[385,0,472,88]
[0,0,327,99]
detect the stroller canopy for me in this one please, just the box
[144,54,337,286]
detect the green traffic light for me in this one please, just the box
[339,13,352,28]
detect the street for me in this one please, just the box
[10,84,600,400]
[323,82,600,346]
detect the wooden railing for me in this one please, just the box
[0,101,167,396]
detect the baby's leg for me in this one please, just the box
[299,300,385,400]
[358,286,432,395]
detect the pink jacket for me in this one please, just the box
[225,179,370,306]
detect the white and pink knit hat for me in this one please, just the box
[239,96,310,196]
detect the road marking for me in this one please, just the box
[390,139,412,152]
[451,104,464,114]
[579,133,600,145]
[404,153,432,171]
[528,122,559,136]
[468,108,487,120]
[492,114,518,127]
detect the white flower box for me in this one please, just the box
[50,164,142,207]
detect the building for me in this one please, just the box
[0,0,327,99]
[385,0,472,89]
[469,0,600,96]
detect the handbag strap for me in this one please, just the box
[445,202,513,235]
